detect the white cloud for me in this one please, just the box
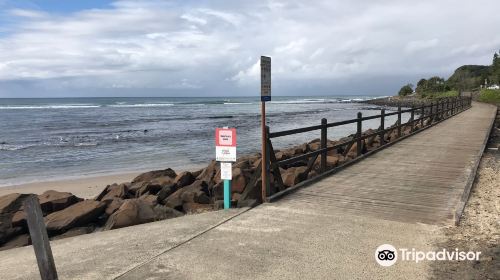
[405,39,439,53]
[0,0,499,97]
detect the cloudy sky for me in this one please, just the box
[0,0,499,97]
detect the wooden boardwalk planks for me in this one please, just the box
[281,102,497,225]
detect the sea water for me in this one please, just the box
[0,96,405,186]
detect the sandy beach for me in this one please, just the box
[0,172,139,199]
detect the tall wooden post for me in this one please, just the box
[420,106,424,128]
[25,195,58,280]
[356,112,362,156]
[320,118,327,173]
[260,56,271,202]
[397,106,402,138]
[261,102,267,201]
[410,107,415,132]
[380,109,385,145]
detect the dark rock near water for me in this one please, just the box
[51,225,96,241]
[0,234,30,251]
[104,198,124,216]
[0,193,29,214]
[164,180,209,210]
[96,183,130,201]
[174,171,196,188]
[156,183,178,203]
[153,205,184,220]
[182,202,213,214]
[44,200,106,233]
[131,168,177,185]
[237,199,259,208]
[103,199,156,230]
[39,190,83,214]
[281,166,308,187]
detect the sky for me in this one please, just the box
[0,0,499,98]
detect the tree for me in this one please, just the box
[416,78,428,93]
[398,84,414,96]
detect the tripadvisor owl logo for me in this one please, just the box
[375,244,397,266]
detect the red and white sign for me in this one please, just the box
[215,128,237,162]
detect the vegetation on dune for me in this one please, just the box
[397,49,500,99]
[398,83,414,96]
[478,89,500,104]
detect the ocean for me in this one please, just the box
[0,96,406,187]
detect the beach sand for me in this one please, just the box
[0,172,139,199]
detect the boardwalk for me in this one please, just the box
[0,102,496,280]
[282,101,497,225]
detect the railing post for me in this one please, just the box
[447,98,450,117]
[397,106,402,137]
[264,126,271,198]
[438,100,442,119]
[25,195,59,280]
[320,118,327,173]
[420,106,424,128]
[430,102,434,122]
[380,109,385,145]
[357,112,362,156]
[410,106,415,133]
[450,98,456,116]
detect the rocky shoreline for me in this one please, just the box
[0,113,437,251]
[362,95,432,108]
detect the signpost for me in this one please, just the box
[260,56,271,201]
[215,127,237,209]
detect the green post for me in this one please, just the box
[224,179,231,209]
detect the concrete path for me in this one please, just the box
[0,102,496,280]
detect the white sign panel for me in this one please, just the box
[220,162,232,180]
[216,146,236,162]
[260,56,271,102]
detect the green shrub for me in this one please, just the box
[478,89,500,104]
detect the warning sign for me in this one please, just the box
[215,128,237,162]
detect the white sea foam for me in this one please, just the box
[0,105,101,109]
[107,103,174,108]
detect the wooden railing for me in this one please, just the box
[261,96,472,201]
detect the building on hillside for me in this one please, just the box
[487,84,499,90]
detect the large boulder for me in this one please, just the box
[44,200,106,233]
[182,202,213,214]
[196,160,219,186]
[0,234,30,251]
[96,183,130,201]
[131,168,177,184]
[0,193,28,244]
[0,193,28,214]
[281,166,309,187]
[153,205,184,220]
[38,190,82,214]
[130,182,161,197]
[230,168,248,193]
[103,199,156,230]
[104,198,124,216]
[163,180,209,210]
[174,171,196,188]
[313,155,343,171]
[51,225,95,241]
[138,194,158,207]
[156,183,179,203]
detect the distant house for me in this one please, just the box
[487,84,499,90]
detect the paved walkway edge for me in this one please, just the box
[454,103,498,225]
[114,207,252,279]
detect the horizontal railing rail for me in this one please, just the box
[262,96,472,200]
